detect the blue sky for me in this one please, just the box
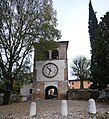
[53,0,109,79]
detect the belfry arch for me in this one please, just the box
[45,86,58,99]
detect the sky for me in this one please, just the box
[53,0,109,79]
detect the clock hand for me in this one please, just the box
[47,66,52,75]
[47,67,52,72]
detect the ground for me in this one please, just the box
[0,100,109,119]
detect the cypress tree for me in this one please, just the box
[89,0,109,90]
[94,12,109,89]
[88,0,98,85]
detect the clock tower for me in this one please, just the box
[33,41,69,99]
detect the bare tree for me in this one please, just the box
[71,56,91,89]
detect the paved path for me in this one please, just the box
[0,100,109,119]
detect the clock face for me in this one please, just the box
[42,63,58,78]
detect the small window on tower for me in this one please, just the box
[52,50,59,59]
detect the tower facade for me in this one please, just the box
[33,41,69,99]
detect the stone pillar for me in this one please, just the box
[88,99,96,119]
[61,100,68,117]
[30,102,36,119]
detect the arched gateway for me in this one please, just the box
[33,41,69,99]
[45,86,58,99]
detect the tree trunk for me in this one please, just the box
[80,79,84,89]
[3,92,11,105]
[2,82,12,105]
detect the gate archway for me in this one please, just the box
[45,86,58,99]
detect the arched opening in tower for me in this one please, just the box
[45,86,58,99]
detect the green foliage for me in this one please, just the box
[88,0,98,81]
[88,0,98,48]
[0,0,61,104]
[88,0,109,89]
[34,40,59,60]
[92,12,109,86]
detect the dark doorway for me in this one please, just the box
[45,86,58,99]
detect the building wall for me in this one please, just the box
[69,80,91,89]
[35,60,66,82]
[20,83,33,96]
[58,44,67,60]
[33,81,45,99]
[33,81,68,99]
[58,81,68,99]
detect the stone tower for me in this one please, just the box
[33,41,69,99]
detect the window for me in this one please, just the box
[30,89,33,94]
[52,50,59,59]
[72,82,74,85]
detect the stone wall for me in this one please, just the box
[67,89,99,100]
[58,81,68,99]
[33,81,45,99]
[0,93,19,105]
[0,93,33,105]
